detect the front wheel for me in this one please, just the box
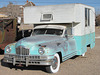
[46,53,60,73]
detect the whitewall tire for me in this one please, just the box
[46,53,60,73]
[81,53,85,56]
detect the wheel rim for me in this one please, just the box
[46,53,60,73]
[52,56,58,70]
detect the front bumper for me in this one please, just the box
[3,54,54,66]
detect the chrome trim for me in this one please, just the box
[16,46,29,55]
[3,54,54,66]
[62,51,77,61]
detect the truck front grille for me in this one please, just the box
[16,46,29,55]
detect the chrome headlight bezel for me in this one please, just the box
[38,47,45,55]
[6,46,11,53]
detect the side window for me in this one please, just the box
[85,8,90,27]
[65,29,67,35]
[65,27,72,38]
[65,29,67,38]
[67,27,72,35]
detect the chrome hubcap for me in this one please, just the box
[52,56,58,70]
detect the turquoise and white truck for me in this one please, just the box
[3,4,95,73]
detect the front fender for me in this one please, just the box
[5,43,16,54]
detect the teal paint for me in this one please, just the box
[74,32,95,55]
[4,32,95,62]
[5,43,16,54]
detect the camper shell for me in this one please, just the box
[24,3,95,53]
[24,3,95,36]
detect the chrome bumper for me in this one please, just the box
[3,54,54,66]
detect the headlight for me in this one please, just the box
[38,47,45,55]
[6,46,11,53]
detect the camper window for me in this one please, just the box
[41,14,53,21]
[85,8,90,27]
[43,14,52,19]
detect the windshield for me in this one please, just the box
[33,28,63,36]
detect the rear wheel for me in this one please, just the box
[81,53,85,56]
[46,53,60,73]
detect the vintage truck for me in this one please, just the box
[3,4,95,73]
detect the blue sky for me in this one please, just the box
[0,0,100,14]
[0,0,100,7]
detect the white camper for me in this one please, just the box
[24,3,95,36]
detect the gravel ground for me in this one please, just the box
[0,27,100,75]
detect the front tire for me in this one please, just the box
[46,53,60,73]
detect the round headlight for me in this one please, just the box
[38,47,45,55]
[6,46,11,53]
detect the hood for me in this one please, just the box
[15,35,63,48]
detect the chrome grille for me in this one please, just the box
[16,46,29,55]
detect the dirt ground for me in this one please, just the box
[0,27,100,75]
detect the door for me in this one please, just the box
[64,28,76,59]
[67,37,76,55]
